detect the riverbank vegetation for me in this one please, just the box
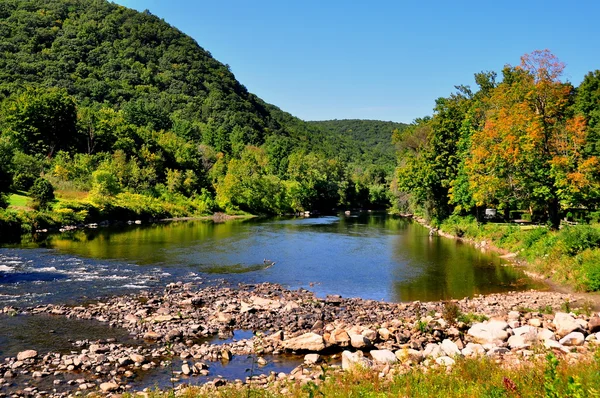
[137,350,600,398]
[0,0,405,240]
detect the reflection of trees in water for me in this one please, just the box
[391,223,533,302]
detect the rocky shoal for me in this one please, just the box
[1,282,599,397]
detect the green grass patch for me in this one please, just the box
[8,192,30,208]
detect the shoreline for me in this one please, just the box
[1,282,599,396]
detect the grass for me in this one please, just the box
[8,191,30,209]
[126,350,600,398]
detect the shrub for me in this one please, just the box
[29,178,55,209]
[559,225,600,256]
[578,249,600,291]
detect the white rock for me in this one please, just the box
[553,313,582,337]
[528,318,542,327]
[508,311,520,320]
[440,339,461,357]
[559,332,585,346]
[370,349,397,364]
[395,348,423,363]
[349,333,371,349]
[507,335,530,349]
[423,343,442,358]
[16,350,37,361]
[181,363,191,375]
[512,325,538,337]
[544,339,569,353]
[468,320,510,344]
[341,350,371,370]
[462,343,486,357]
[304,353,321,365]
[282,332,325,352]
[435,356,455,366]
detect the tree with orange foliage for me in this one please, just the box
[466,50,599,228]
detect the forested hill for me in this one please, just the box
[308,119,407,170]
[0,0,397,222]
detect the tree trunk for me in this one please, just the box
[504,205,510,223]
[548,198,561,230]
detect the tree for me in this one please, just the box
[466,50,597,228]
[2,88,79,158]
[29,178,55,209]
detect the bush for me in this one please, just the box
[559,225,600,256]
[29,178,55,209]
[578,249,600,291]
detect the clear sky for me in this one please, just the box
[113,0,599,124]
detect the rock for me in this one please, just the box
[440,339,461,357]
[370,349,397,364]
[589,316,600,334]
[378,328,391,341]
[435,356,455,366]
[221,349,232,361]
[544,339,569,353]
[304,354,321,365]
[341,350,371,371]
[462,343,485,357]
[423,343,442,358]
[362,329,377,341]
[507,335,530,349]
[553,313,583,337]
[395,348,423,363]
[32,371,43,378]
[257,357,268,366]
[486,347,510,356]
[528,318,542,327]
[182,363,191,375]
[153,315,174,322]
[508,311,520,320]
[559,332,585,346]
[349,333,372,349]
[143,331,161,340]
[250,296,282,310]
[17,350,38,361]
[130,353,145,364]
[282,332,325,352]
[538,328,555,341]
[216,312,233,324]
[99,382,119,393]
[165,329,182,342]
[512,325,537,337]
[329,329,351,347]
[467,321,510,344]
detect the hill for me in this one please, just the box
[0,0,398,229]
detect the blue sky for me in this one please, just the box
[114,0,600,123]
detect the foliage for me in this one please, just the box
[392,50,600,228]
[28,177,55,209]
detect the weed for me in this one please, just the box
[442,301,462,326]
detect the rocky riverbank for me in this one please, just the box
[1,282,599,396]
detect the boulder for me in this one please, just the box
[507,335,530,349]
[99,382,119,393]
[378,328,391,341]
[370,349,397,364]
[341,350,371,371]
[559,332,585,346]
[435,356,456,366]
[423,343,442,358]
[467,321,510,344]
[588,317,600,334]
[130,353,145,364]
[329,329,351,347]
[544,339,569,353]
[553,313,583,337]
[440,339,461,357]
[462,343,485,357]
[349,333,372,349]
[395,348,423,363]
[304,353,321,365]
[17,350,37,361]
[282,332,325,352]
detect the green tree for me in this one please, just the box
[29,177,55,209]
[2,88,79,158]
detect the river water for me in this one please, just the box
[0,214,541,307]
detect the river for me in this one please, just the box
[0,213,542,307]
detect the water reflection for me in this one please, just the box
[2,214,543,305]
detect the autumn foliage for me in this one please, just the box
[394,50,600,227]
